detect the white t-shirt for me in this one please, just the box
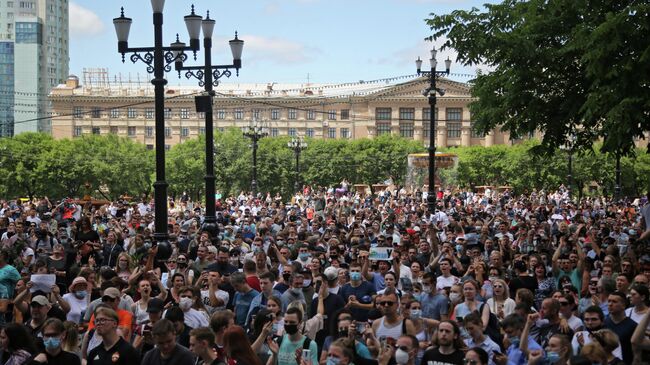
[436,274,459,290]
[183,308,209,329]
[201,288,230,314]
[62,292,88,324]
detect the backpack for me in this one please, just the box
[479,303,504,351]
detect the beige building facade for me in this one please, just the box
[50,74,522,148]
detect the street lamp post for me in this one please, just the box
[172,8,244,239]
[615,152,622,200]
[288,136,307,193]
[415,47,451,216]
[563,133,577,200]
[113,1,200,252]
[244,120,267,196]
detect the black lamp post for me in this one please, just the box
[562,133,577,200]
[615,152,622,200]
[415,47,451,215]
[243,119,267,196]
[288,136,307,193]
[172,7,244,239]
[113,1,200,254]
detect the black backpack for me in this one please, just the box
[480,303,504,351]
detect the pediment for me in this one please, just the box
[368,77,472,100]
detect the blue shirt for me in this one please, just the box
[340,281,376,322]
[506,336,543,365]
[465,336,501,365]
[233,288,259,326]
[420,292,449,321]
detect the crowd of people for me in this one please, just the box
[0,184,649,365]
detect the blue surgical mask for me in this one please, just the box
[546,351,560,364]
[410,309,422,320]
[75,290,87,299]
[44,337,61,350]
[299,253,310,261]
[350,272,362,281]
[456,244,463,252]
[326,356,341,365]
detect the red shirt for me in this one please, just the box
[246,275,261,292]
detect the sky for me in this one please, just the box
[69,0,496,87]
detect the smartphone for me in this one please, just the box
[355,322,365,333]
[302,349,311,360]
[386,337,396,347]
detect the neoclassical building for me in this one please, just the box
[50,72,523,149]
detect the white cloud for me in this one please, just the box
[219,35,319,65]
[263,2,281,15]
[69,2,105,38]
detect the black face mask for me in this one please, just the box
[284,324,299,335]
[338,329,348,338]
[283,273,291,282]
[587,325,603,333]
[177,262,188,269]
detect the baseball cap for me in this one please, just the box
[324,266,339,281]
[147,298,164,313]
[103,287,121,300]
[31,295,50,306]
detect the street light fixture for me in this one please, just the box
[172,7,244,240]
[243,119,268,196]
[415,47,451,216]
[562,133,577,200]
[113,2,199,256]
[288,136,307,193]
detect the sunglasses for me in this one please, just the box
[463,360,478,365]
[559,301,570,306]
[379,301,395,306]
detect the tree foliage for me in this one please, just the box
[426,0,650,155]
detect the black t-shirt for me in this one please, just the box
[27,350,81,365]
[604,316,636,364]
[421,347,465,365]
[87,337,139,365]
[142,344,195,365]
[508,275,538,299]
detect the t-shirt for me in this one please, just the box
[339,281,376,322]
[62,292,88,324]
[87,337,139,365]
[421,347,465,365]
[604,316,636,364]
[141,343,196,365]
[436,275,459,290]
[26,349,81,365]
[233,288,259,326]
[276,334,318,365]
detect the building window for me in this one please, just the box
[376,108,392,121]
[165,127,172,138]
[180,108,190,119]
[307,110,315,120]
[471,123,485,138]
[197,112,205,119]
[91,107,101,118]
[73,126,82,137]
[199,127,205,135]
[128,126,136,136]
[145,126,153,137]
[146,144,154,150]
[181,127,189,137]
[400,122,414,138]
[399,108,415,121]
[91,127,100,135]
[376,123,391,135]
[164,108,172,119]
[217,109,226,119]
[340,109,350,120]
[73,107,83,118]
[252,109,261,120]
[234,108,244,120]
[306,128,314,138]
[446,108,462,121]
[145,108,154,119]
[110,109,120,118]
[328,128,336,139]
[288,109,297,120]
[271,128,279,137]
[328,110,336,120]
[288,128,297,137]
[423,123,430,138]
[271,109,280,120]
[446,108,462,138]
[340,128,350,139]
[447,121,461,138]
[127,108,137,118]
[110,126,118,134]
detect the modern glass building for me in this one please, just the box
[0,0,69,137]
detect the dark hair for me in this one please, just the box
[190,326,215,344]
[501,314,525,331]
[463,311,483,327]
[285,307,303,322]
[609,291,629,306]
[43,318,65,335]
[1,323,37,354]
[630,283,650,306]
[152,318,176,337]
[223,325,262,365]
[259,271,276,282]
[467,347,489,365]
[583,305,605,321]
[252,308,274,338]
[210,310,234,334]
[164,306,185,323]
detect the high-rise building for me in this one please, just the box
[0,0,69,137]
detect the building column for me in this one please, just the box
[437,122,447,148]
[414,125,424,142]
[461,120,471,146]
[484,131,495,147]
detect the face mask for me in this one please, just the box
[179,297,193,311]
[177,262,187,269]
[488,276,498,282]
[303,279,312,287]
[449,293,461,303]
[455,244,463,252]
[284,323,299,335]
[422,285,432,294]
[395,348,410,365]
[546,351,560,364]
[410,309,422,320]
[326,357,341,365]
[338,329,348,338]
[350,272,362,281]
[74,290,87,299]
[44,337,61,350]
[118,262,128,270]
[508,336,520,348]
[299,253,310,261]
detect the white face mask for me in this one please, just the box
[179,297,193,311]
[449,293,461,303]
[118,262,128,270]
[394,349,410,365]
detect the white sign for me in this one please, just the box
[369,247,393,261]
[30,274,56,294]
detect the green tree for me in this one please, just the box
[0,133,53,199]
[167,135,206,201]
[426,0,650,155]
